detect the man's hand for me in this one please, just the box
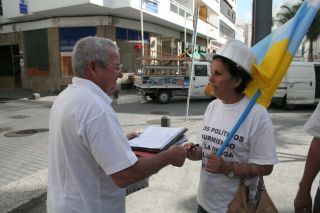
[205,151,229,175]
[167,145,187,167]
[126,132,140,140]
[183,142,201,160]
[294,186,312,213]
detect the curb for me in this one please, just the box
[9,193,47,213]
[0,170,48,213]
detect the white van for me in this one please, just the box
[272,62,320,109]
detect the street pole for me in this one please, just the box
[140,0,144,57]
[252,0,272,45]
[184,12,187,48]
[185,4,199,122]
[207,34,209,52]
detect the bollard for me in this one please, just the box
[161,116,171,127]
[32,93,40,100]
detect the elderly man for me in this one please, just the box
[47,36,187,213]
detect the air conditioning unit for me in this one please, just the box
[209,40,220,52]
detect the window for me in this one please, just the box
[0,46,14,76]
[220,0,235,24]
[170,1,191,19]
[59,27,96,76]
[194,65,208,76]
[60,27,96,52]
[179,8,185,17]
[25,29,49,76]
[220,20,235,39]
[116,28,127,40]
[0,0,2,16]
[116,27,149,43]
[170,3,178,13]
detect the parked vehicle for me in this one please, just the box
[134,57,211,104]
[272,62,320,109]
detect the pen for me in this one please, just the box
[189,143,199,150]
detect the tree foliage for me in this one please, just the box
[275,0,320,61]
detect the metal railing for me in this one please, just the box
[169,0,192,19]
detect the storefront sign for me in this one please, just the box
[144,0,158,14]
[19,0,28,14]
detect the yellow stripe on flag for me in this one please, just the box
[244,39,293,107]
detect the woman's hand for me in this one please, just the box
[126,132,140,140]
[205,152,230,175]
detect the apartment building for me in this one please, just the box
[0,0,236,93]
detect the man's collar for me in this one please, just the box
[72,77,113,104]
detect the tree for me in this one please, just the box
[275,0,320,61]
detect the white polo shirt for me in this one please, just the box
[47,77,138,213]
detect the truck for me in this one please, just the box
[272,61,320,109]
[134,57,211,104]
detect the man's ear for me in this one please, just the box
[88,60,97,75]
[84,60,97,80]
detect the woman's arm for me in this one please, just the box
[205,151,273,177]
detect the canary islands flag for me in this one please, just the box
[245,0,320,108]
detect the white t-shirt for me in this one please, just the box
[197,96,278,213]
[47,77,138,213]
[303,102,320,189]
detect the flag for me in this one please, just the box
[245,0,320,108]
[216,0,320,156]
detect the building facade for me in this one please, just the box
[0,0,236,93]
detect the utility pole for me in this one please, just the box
[252,0,272,45]
[140,0,145,57]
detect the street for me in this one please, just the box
[0,92,318,212]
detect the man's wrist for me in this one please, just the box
[299,181,312,191]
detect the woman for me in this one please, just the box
[185,40,278,213]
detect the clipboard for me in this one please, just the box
[129,126,188,153]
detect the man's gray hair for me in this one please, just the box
[72,36,119,77]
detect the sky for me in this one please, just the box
[236,0,298,23]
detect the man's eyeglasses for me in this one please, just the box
[105,63,123,72]
[96,60,123,72]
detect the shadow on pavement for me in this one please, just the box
[177,195,197,212]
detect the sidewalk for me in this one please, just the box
[0,89,52,213]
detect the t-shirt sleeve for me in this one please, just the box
[303,103,320,138]
[81,112,138,175]
[248,110,278,165]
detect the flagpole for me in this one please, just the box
[216,90,261,156]
[185,4,199,122]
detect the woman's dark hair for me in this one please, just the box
[212,55,252,94]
